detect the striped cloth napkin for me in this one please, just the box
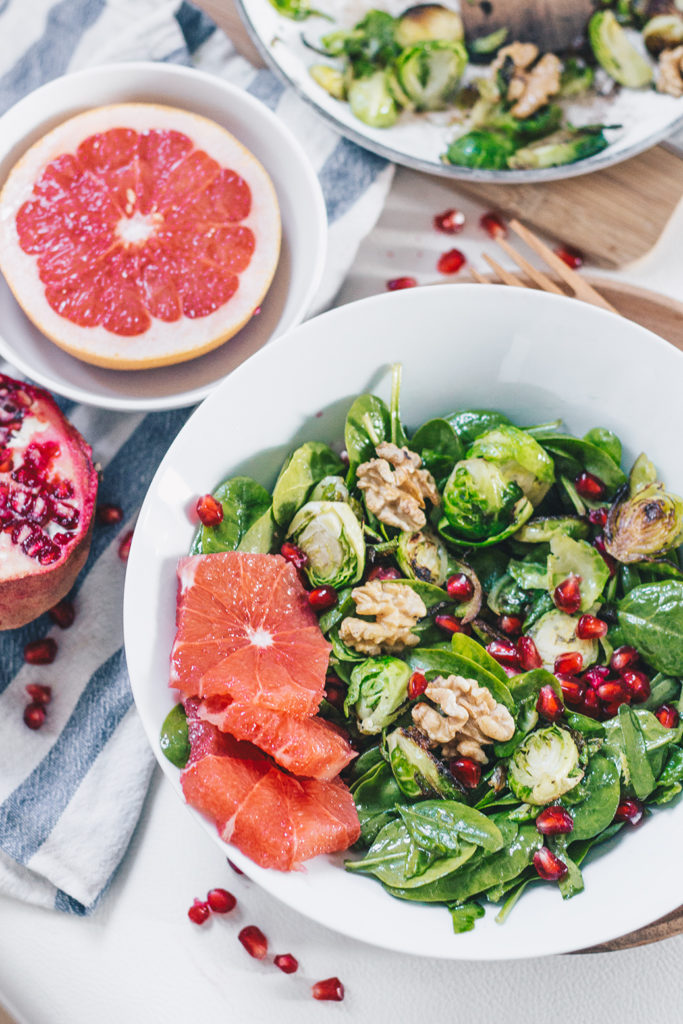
[0,0,393,914]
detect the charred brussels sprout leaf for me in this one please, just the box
[441,458,533,545]
[310,474,351,503]
[396,40,468,111]
[515,516,590,544]
[445,128,516,169]
[604,483,683,564]
[395,3,464,48]
[480,102,563,143]
[386,727,465,799]
[322,9,399,69]
[346,656,410,733]
[507,127,610,170]
[618,581,683,676]
[508,726,584,805]
[272,442,344,528]
[467,425,555,506]
[589,10,653,87]
[160,704,190,768]
[396,529,449,586]
[643,13,683,54]
[629,453,657,496]
[288,500,365,588]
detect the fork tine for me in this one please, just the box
[508,219,619,314]
[494,236,566,296]
[482,254,525,287]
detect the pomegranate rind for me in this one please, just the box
[0,103,281,370]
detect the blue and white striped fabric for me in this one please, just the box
[0,0,393,914]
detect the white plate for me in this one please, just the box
[237,0,683,183]
[124,284,683,959]
[0,62,327,411]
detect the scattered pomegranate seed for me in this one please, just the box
[23,702,47,730]
[187,899,210,925]
[536,807,574,836]
[584,666,610,689]
[435,613,463,635]
[554,243,583,270]
[611,646,638,674]
[480,211,507,239]
[596,680,628,703]
[118,529,133,561]
[196,494,223,527]
[553,575,581,614]
[622,669,650,704]
[436,248,466,275]
[450,757,482,789]
[517,635,542,671]
[533,846,568,881]
[274,953,299,974]
[308,586,337,611]
[575,471,605,500]
[386,276,417,291]
[655,704,679,729]
[554,651,583,676]
[227,858,245,876]
[536,684,564,722]
[312,977,344,1002]
[239,925,268,960]
[614,798,643,825]
[207,888,236,913]
[434,208,465,234]
[559,676,585,706]
[409,671,428,700]
[587,506,608,527]
[576,614,608,639]
[26,683,51,704]
[499,614,523,636]
[96,503,124,525]
[367,564,402,581]
[24,637,57,665]
[581,687,601,718]
[48,598,75,629]
[446,572,474,602]
[486,639,521,668]
[280,541,308,569]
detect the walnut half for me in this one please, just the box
[657,45,683,96]
[356,442,440,532]
[412,674,515,765]
[339,578,426,656]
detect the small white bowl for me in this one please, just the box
[0,62,327,411]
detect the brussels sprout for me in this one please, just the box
[507,127,609,170]
[386,66,415,108]
[629,452,657,496]
[309,64,346,99]
[322,9,399,67]
[287,500,365,588]
[604,482,683,563]
[348,71,398,127]
[395,3,464,46]
[508,725,584,805]
[310,474,350,503]
[643,13,683,53]
[386,727,465,798]
[547,534,611,611]
[527,608,599,670]
[444,129,516,169]
[441,458,533,544]
[160,704,190,768]
[396,40,468,110]
[559,57,595,96]
[515,516,590,544]
[467,25,508,59]
[268,0,328,19]
[467,425,555,506]
[480,103,563,143]
[346,656,410,733]
[588,10,654,86]
[396,528,449,585]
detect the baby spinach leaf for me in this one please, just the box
[448,901,485,933]
[550,839,584,900]
[411,418,463,484]
[406,647,514,709]
[351,761,409,847]
[318,587,354,634]
[238,506,278,554]
[656,745,683,787]
[583,427,622,466]
[650,783,682,804]
[445,409,512,447]
[272,443,344,527]
[389,363,409,448]
[450,632,509,684]
[346,819,476,888]
[494,874,540,923]
[348,744,384,785]
[159,704,190,769]
[507,668,561,705]
[618,705,656,800]
[563,755,620,841]
[618,581,683,676]
[199,477,271,554]
[565,711,605,737]
[532,433,626,491]
[344,394,390,486]
[398,800,504,855]
[394,578,450,610]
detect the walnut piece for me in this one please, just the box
[657,45,683,96]
[412,674,515,765]
[339,579,426,656]
[356,442,440,532]
[510,53,562,118]
[491,42,539,75]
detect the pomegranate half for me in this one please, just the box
[0,373,97,628]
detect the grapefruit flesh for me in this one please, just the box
[0,104,281,369]
[170,552,331,718]
[198,696,356,781]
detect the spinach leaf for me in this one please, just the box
[411,418,463,485]
[450,632,510,684]
[448,901,485,933]
[346,819,476,888]
[445,409,512,448]
[398,800,504,855]
[347,743,384,785]
[650,783,682,804]
[198,476,271,553]
[159,704,190,769]
[618,581,683,676]
[394,578,450,610]
[583,427,622,466]
[351,761,408,847]
[564,755,620,841]
[344,394,390,486]
[532,433,626,492]
[406,647,514,709]
[389,363,409,448]
[551,839,584,900]
[272,443,344,527]
[507,668,562,705]
[656,745,683,787]
[618,705,656,800]
[238,507,278,554]
[494,874,540,923]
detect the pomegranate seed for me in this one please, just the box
[24,637,57,665]
[386,276,417,291]
[196,494,223,527]
[553,575,581,614]
[582,688,601,718]
[499,614,523,636]
[592,534,617,576]
[436,248,466,275]
[554,651,583,676]
[207,888,236,913]
[517,635,542,671]
[450,757,482,789]
[536,684,564,722]
[409,671,428,700]
[655,704,679,729]
[602,698,631,718]
[554,243,583,270]
[614,798,643,825]
[536,807,574,836]
[435,613,463,635]
[274,953,299,974]
[533,847,568,881]
[238,925,268,960]
[575,471,605,500]
[486,639,521,668]
[559,677,585,706]
[96,503,123,525]
[280,541,308,569]
[434,208,465,234]
[118,529,134,561]
[308,586,337,611]
[187,899,210,925]
[584,666,610,689]
[227,858,245,876]
[26,683,51,705]
[576,614,608,639]
[446,572,474,602]
[480,211,507,239]
[596,680,628,703]
[611,646,638,674]
[587,506,608,527]
[48,598,75,629]
[367,564,402,581]
[312,978,344,1002]
[23,702,46,730]
[622,669,650,704]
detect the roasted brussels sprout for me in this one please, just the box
[396,529,449,586]
[310,474,351,503]
[346,656,410,733]
[287,500,365,588]
[547,534,611,611]
[441,458,533,545]
[467,26,508,60]
[604,482,683,563]
[309,64,346,99]
[559,57,595,96]
[395,3,464,47]
[396,40,468,110]
[508,726,584,805]
[481,102,563,143]
[348,70,398,126]
[588,10,654,87]
[467,425,555,506]
[527,608,599,670]
[444,128,516,169]
[507,127,609,170]
[515,516,590,544]
[386,727,464,798]
[643,13,683,54]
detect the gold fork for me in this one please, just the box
[470,218,619,315]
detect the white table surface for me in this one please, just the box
[1,167,683,1024]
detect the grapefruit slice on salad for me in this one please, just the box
[0,103,280,369]
[170,552,331,717]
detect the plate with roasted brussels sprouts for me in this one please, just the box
[236,0,683,180]
[125,284,683,958]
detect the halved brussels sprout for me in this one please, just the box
[515,516,590,544]
[467,25,508,59]
[559,57,595,96]
[643,13,683,54]
[396,40,468,110]
[396,529,448,586]
[588,10,654,87]
[441,458,533,545]
[444,128,516,169]
[507,127,609,170]
[479,103,563,143]
[467,425,555,506]
[604,482,683,563]
[287,500,365,588]
[396,3,464,46]
[309,64,346,99]
[310,474,350,503]
[508,725,584,805]
[346,656,410,734]
[348,71,398,127]
[386,727,465,798]
[527,608,599,670]
[547,534,611,611]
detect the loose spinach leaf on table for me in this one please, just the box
[618,581,683,676]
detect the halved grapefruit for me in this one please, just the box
[170,552,331,718]
[0,103,281,369]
